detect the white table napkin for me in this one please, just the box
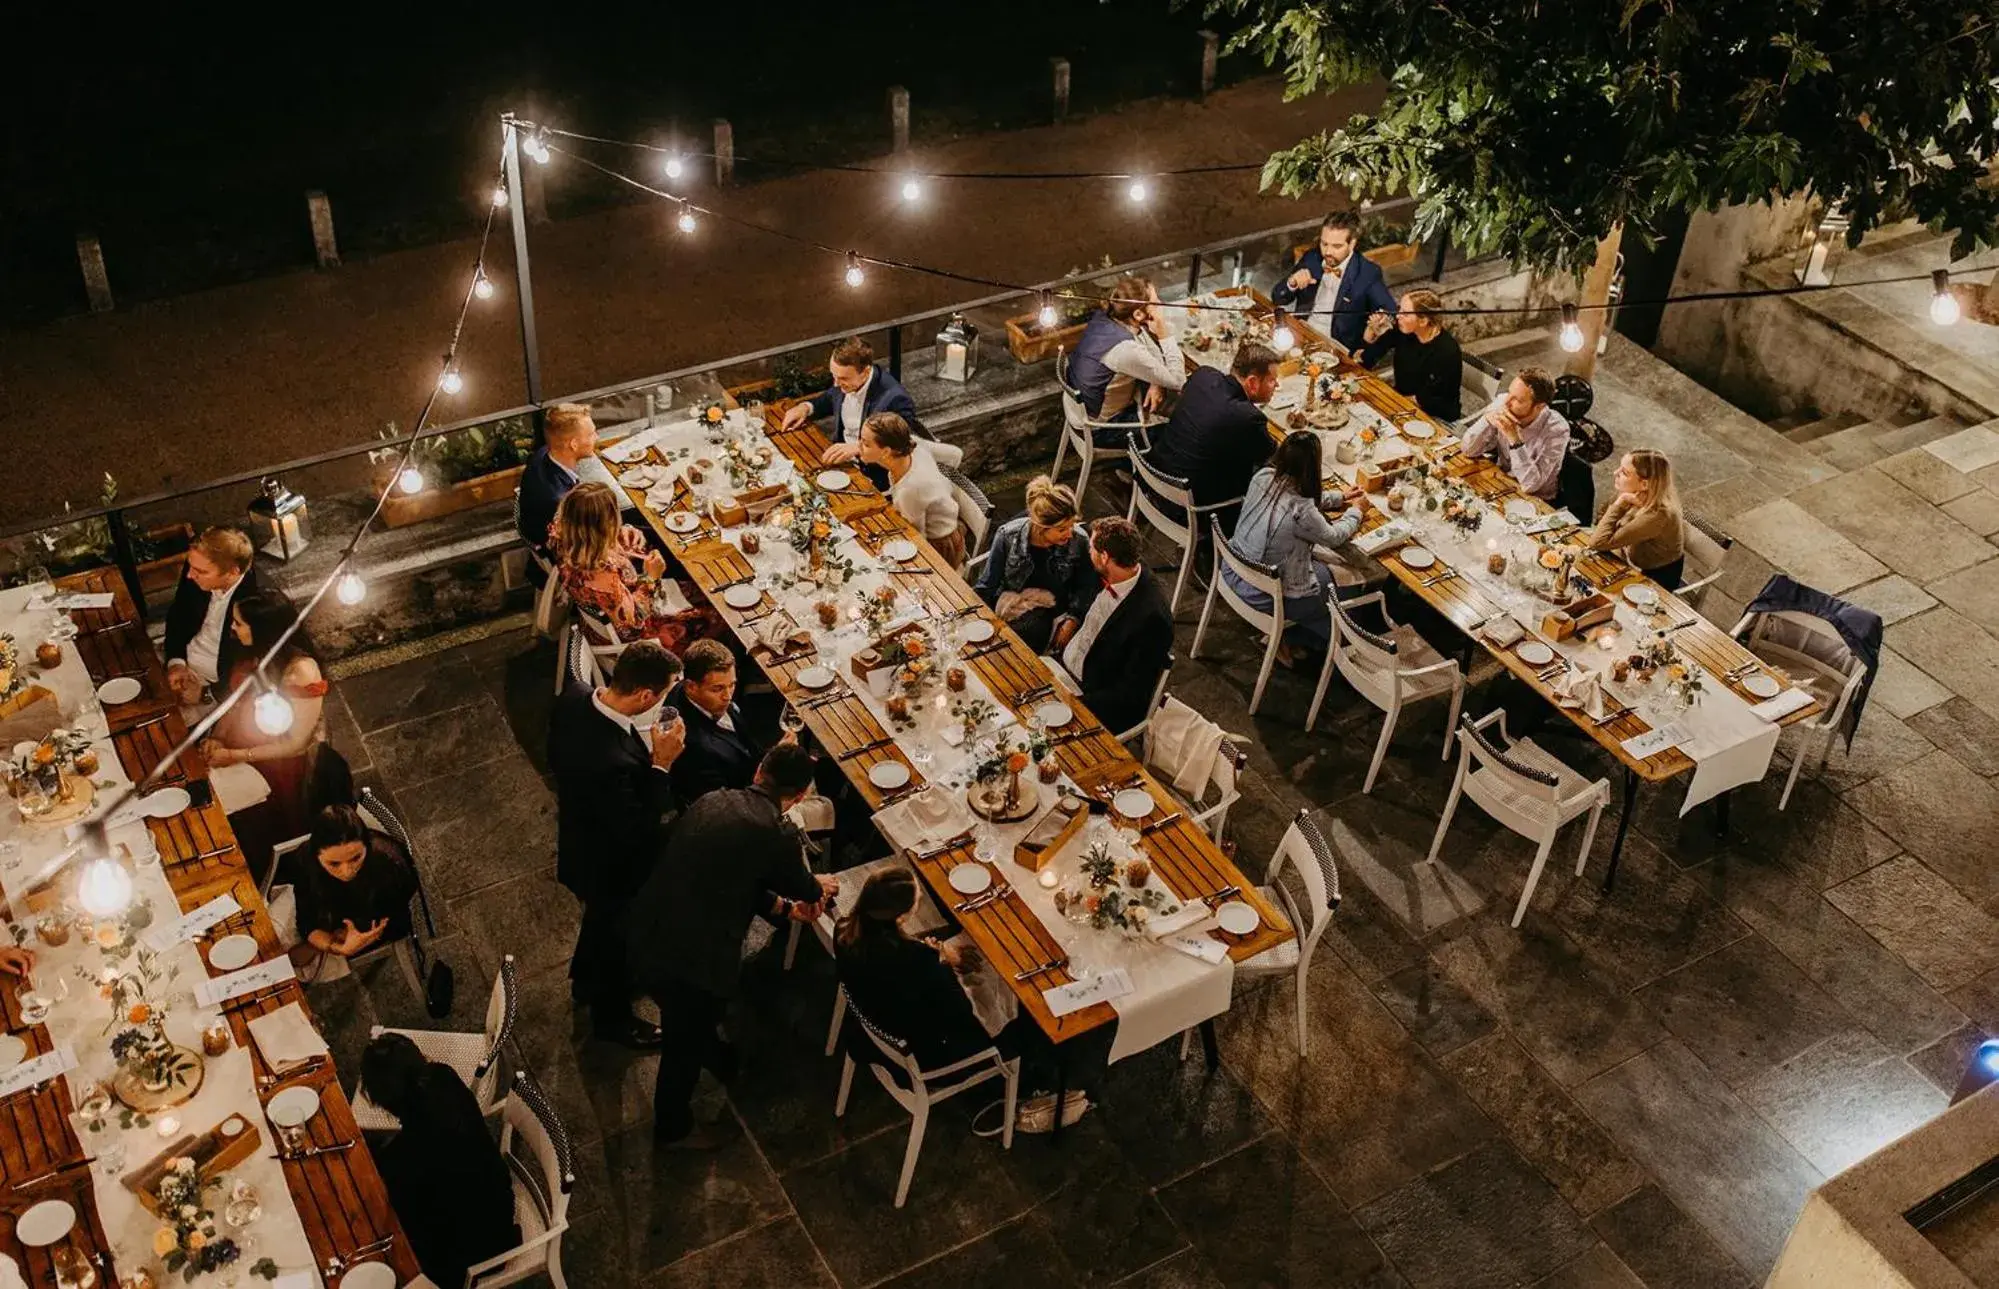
[209,761,272,814]
[1751,688,1815,722]
[602,428,663,463]
[246,1002,329,1068]
[876,788,974,852]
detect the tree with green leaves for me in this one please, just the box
[1211,0,1999,277]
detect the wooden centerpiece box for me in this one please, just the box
[1013,792,1089,872]
[124,1113,264,1214]
[710,484,790,528]
[1541,592,1615,641]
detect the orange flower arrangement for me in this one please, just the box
[902,636,927,658]
[96,924,121,947]
[1538,548,1565,570]
[128,1003,151,1024]
[704,405,725,424]
[31,742,55,766]
[1005,750,1031,773]
[1359,427,1378,445]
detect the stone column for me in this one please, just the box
[713,119,734,187]
[889,86,910,154]
[1199,31,1220,97]
[306,190,340,268]
[76,235,113,313]
[1050,57,1071,123]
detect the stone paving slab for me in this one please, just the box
[1727,498,1888,594]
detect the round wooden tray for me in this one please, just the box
[967,777,1040,823]
[18,773,93,827]
[112,1045,207,1113]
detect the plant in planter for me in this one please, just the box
[370,417,538,528]
[1361,216,1423,269]
[770,354,831,402]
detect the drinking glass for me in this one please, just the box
[52,1246,94,1289]
[911,743,935,777]
[779,707,806,740]
[973,827,998,865]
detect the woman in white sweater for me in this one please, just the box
[859,412,968,567]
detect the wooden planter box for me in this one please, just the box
[1004,314,1087,365]
[1363,241,1424,270]
[375,464,525,530]
[135,522,195,597]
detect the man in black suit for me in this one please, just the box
[626,743,835,1145]
[163,527,263,707]
[778,336,924,489]
[1270,209,1399,354]
[1143,341,1281,534]
[666,639,767,804]
[547,641,686,1050]
[1054,517,1174,735]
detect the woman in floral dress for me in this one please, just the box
[551,482,722,653]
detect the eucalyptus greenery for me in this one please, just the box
[1208,0,1999,272]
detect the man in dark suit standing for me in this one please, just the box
[666,640,767,804]
[778,336,923,489]
[1053,517,1174,735]
[1143,342,1281,535]
[547,640,686,1050]
[163,527,264,708]
[1270,210,1399,355]
[626,743,835,1145]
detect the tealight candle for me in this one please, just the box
[1486,538,1498,550]
[156,1115,180,1138]
[1037,868,1060,889]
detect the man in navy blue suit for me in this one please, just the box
[1270,210,1399,355]
[517,403,648,584]
[779,337,923,490]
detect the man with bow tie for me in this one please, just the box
[1270,209,1399,355]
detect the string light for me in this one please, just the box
[522,130,551,165]
[76,849,133,919]
[900,176,923,203]
[491,185,510,210]
[472,268,494,300]
[844,252,865,288]
[397,465,425,495]
[1558,303,1585,352]
[676,204,698,234]
[1931,270,1961,326]
[1270,310,1296,352]
[252,682,295,736]
[663,154,685,180]
[1037,291,1059,329]
[439,360,464,395]
[1126,178,1150,204]
[336,570,367,606]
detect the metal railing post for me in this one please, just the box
[106,510,148,622]
[1185,252,1203,298]
[501,116,546,437]
[1430,232,1450,283]
[887,326,903,381]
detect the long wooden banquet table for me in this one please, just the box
[604,401,1293,1061]
[0,569,417,1285]
[1179,287,1825,882]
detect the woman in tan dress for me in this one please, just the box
[1587,449,1686,588]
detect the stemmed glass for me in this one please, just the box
[779,706,806,742]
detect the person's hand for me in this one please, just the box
[643,550,667,581]
[785,899,823,924]
[1050,617,1079,649]
[210,745,243,767]
[617,525,649,556]
[0,947,35,980]
[1142,385,1165,415]
[1342,486,1368,508]
[1287,267,1315,292]
[650,718,687,770]
[335,918,389,956]
[994,588,1056,621]
[1364,311,1393,343]
[930,938,964,970]
[820,441,861,465]
[1491,409,1522,445]
[167,664,203,706]
[781,402,810,431]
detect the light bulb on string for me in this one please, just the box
[1126,178,1150,204]
[1558,303,1585,352]
[1270,312,1296,353]
[491,185,510,210]
[397,466,425,495]
[900,176,923,203]
[1931,270,1961,326]
[524,130,551,165]
[253,681,295,736]
[76,829,132,919]
[844,252,865,288]
[663,154,685,180]
[676,204,697,234]
[439,360,464,395]
[336,570,366,606]
[472,268,494,300]
[1037,291,1059,329]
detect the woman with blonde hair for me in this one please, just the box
[1587,449,1686,586]
[552,483,720,652]
[972,475,1099,652]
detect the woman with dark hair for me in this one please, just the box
[294,804,418,964]
[199,589,351,877]
[362,1032,520,1286]
[1224,432,1367,661]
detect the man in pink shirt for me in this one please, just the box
[1461,367,1570,500]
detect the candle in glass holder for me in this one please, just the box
[1487,552,1508,576]
[1596,627,1621,652]
[155,1115,180,1139]
[202,1020,233,1056]
[1037,868,1060,889]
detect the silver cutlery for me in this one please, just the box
[836,737,895,762]
[274,1140,355,1162]
[1014,683,1056,706]
[911,831,975,860]
[1593,707,1633,726]
[325,1233,397,1280]
[1139,811,1184,835]
[256,1056,326,1089]
[712,573,756,592]
[1013,957,1069,983]
[955,886,1015,914]
[1200,884,1242,906]
[1420,569,1459,587]
[10,1156,93,1191]
[801,689,852,709]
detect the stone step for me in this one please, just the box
[1809,423,1895,472]
[1872,415,1968,457]
[1783,410,1868,443]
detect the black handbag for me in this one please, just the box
[408,874,455,1018]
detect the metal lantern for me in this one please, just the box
[1792,207,1851,286]
[247,477,311,561]
[934,313,980,383]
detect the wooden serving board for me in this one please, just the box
[123,1112,262,1213]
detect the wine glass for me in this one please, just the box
[973,827,998,865]
[779,706,805,741]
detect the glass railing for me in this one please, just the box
[0,200,1460,612]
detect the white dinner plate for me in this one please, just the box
[1399,546,1437,570]
[1503,499,1539,522]
[1113,789,1156,820]
[960,618,995,644]
[868,761,912,790]
[723,584,763,610]
[207,934,259,972]
[15,1200,74,1248]
[881,538,919,563]
[622,466,658,489]
[1743,673,1782,698]
[1400,419,1435,440]
[1622,583,1660,608]
[137,786,191,819]
[1514,640,1555,666]
[95,677,142,705]
[266,1084,321,1128]
[1214,902,1261,936]
[1033,700,1074,729]
[948,862,992,895]
[815,470,852,492]
[340,1264,397,1289]
[796,665,835,691]
[0,1033,26,1070]
[664,511,701,534]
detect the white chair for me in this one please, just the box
[1051,348,1154,502]
[1456,353,1505,431]
[834,990,1019,1207]
[1427,711,1611,927]
[1140,696,1244,841]
[1730,606,1868,809]
[260,833,310,902]
[1308,591,1465,792]
[1192,517,1336,718]
[553,602,624,695]
[347,787,442,999]
[939,463,996,567]
[353,953,519,1130]
[1124,434,1242,614]
[516,487,567,644]
[1677,521,1732,613]
[465,1071,575,1289]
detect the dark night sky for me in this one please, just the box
[4,2,1239,320]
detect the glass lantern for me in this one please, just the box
[934,314,980,383]
[247,477,311,561]
[1792,207,1850,286]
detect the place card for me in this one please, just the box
[1620,722,1690,760]
[26,592,115,611]
[1162,933,1230,964]
[195,956,296,1006]
[142,893,242,953]
[1044,968,1134,1018]
[1522,509,1579,535]
[0,1046,76,1100]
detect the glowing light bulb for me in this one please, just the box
[253,688,295,736]
[439,364,464,395]
[1558,303,1585,353]
[491,185,509,209]
[472,269,494,300]
[77,855,133,918]
[663,154,684,180]
[1037,292,1058,329]
[677,206,697,234]
[1931,270,1961,326]
[336,571,366,606]
[1127,178,1150,204]
[900,176,922,202]
[524,133,551,164]
[844,253,865,288]
[397,466,425,495]
[1271,324,1296,352]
